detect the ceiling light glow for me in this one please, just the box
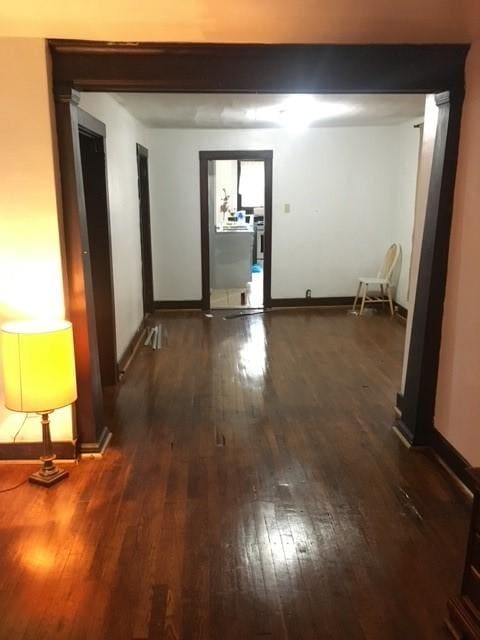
[247,96,354,130]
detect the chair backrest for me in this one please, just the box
[377,243,401,281]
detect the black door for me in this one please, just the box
[79,129,118,387]
[136,144,154,315]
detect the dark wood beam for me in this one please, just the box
[49,41,468,95]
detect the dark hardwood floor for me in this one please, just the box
[0,309,471,640]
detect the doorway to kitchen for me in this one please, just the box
[199,150,273,310]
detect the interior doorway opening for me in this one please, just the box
[51,41,466,455]
[200,150,273,311]
[208,157,266,309]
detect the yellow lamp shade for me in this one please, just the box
[1,320,77,413]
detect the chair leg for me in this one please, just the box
[353,281,362,313]
[380,284,386,313]
[387,284,394,316]
[359,283,367,316]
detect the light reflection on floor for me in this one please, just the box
[239,316,267,380]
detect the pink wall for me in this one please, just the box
[435,42,480,464]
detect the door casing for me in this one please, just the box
[49,41,468,459]
[199,150,273,310]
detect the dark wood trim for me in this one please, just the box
[264,155,273,308]
[136,144,155,315]
[396,392,404,414]
[154,300,202,310]
[0,440,77,461]
[401,90,465,445]
[48,40,468,470]
[199,154,210,310]
[117,315,148,375]
[395,417,417,444]
[200,150,273,161]
[199,150,273,311]
[428,427,473,491]
[446,468,480,638]
[271,296,408,311]
[79,426,112,456]
[271,296,354,308]
[395,303,408,319]
[236,160,242,211]
[49,42,468,95]
[54,89,107,450]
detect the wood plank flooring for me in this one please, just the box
[0,309,471,640]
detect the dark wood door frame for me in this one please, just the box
[49,41,468,464]
[136,144,154,315]
[199,150,273,310]
[53,96,112,455]
[398,91,464,446]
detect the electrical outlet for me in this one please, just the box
[284,203,291,213]
[306,289,312,299]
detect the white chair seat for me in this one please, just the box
[358,277,389,285]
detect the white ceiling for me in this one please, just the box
[110,93,425,129]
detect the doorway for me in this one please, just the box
[200,150,273,310]
[78,110,117,388]
[51,41,466,455]
[136,144,154,315]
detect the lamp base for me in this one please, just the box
[28,412,70,487]
[29,467,69,487]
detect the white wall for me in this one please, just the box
[147,125,420,302]
[78,93,148,359]
[390,122,422,308]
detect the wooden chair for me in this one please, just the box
[352,243,401,316]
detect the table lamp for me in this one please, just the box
[1,320,77,486]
